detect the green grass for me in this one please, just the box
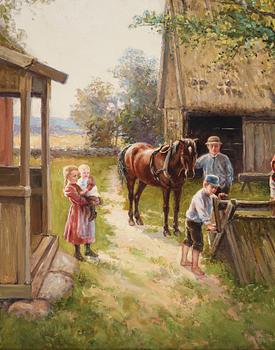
[120,177,270,243]
[1,157,275,349]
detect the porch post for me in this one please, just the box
[19,72,32,284]
[41,79,52,234]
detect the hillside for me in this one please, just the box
[13,116,83,135]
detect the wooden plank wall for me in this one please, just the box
[164,109,183,142]
[0,198,24,284]
[243,119,275,172]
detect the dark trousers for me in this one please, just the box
[183,219,203,252]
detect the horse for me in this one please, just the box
[118,138,198,236]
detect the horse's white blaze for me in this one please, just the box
[188,146,192,154]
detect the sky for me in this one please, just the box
[14,0,165,118]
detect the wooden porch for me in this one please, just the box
[0,45,67,299]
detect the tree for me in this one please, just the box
[132,0,275,61]
[0,0,54,47]
[71,78,120,147]
[113,48,163,145]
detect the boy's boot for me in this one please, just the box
[85,243,98,258]
[74,245,85,261]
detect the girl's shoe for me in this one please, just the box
[74,252,85,261]
[85,249,98,258]
[180,260,192,267]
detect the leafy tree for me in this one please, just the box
[0,0,54,47]
[132,0,275,61]
[71,78,120,147]
[113,48,163,145]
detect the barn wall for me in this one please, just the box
[243,118,275,172]
[164,108,184,141]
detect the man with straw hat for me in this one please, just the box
[195,136,234,195]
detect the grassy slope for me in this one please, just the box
[0,157,275,350]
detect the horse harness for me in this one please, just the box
[149,141,186,188]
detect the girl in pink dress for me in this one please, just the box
[63,165,96,261]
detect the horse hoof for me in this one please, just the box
[129,219,135,226]
[174,230,181,237]
[135,218,144,225]
[163,230,171,237]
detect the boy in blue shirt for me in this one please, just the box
[180,175,219,276]
[195,136,233,195]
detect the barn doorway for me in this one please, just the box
[187,113,243,176]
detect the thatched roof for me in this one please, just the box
[158,0,275,116]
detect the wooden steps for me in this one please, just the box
[31,235,58,297]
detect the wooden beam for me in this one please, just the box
[18,73,32,286]
[29,61,68,84]
[226,223,249,285]
[0,186,31,197]
[169,0,186,108]
[213,197,222,232]
[41,79,52,234]
[31,236,55,276]
[0,284,32,299]
[157,32,169,109]
[32,236,58,298]
[0,46,33,68]
[20,73,32,186]
[238,173,269,182]
[0,46,68,84]
[217,200,273,211]
[17,197,31,285]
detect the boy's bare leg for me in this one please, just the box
[180,244,192,266]
[191,249,205,275]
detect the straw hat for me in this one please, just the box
[205,136,222,145]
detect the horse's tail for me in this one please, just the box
[117,144,132,184]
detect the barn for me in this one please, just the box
[0,41,67,299]
[158,0,275,175]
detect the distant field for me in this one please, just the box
[14,133,89,149]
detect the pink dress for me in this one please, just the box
[63,183,95,244]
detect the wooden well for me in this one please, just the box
[211,198,275,285]
[0,46,67,299]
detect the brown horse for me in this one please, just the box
[118,138,198,236]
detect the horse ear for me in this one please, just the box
[172,141,180,155]
[160,144,170,153]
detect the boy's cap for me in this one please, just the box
[205,174,219,187]
[205,136,222,145]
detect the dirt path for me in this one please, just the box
[97,167,225,308]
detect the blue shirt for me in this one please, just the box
[186,188,215,225]
[195,153,234,188]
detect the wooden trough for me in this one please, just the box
[210,198,275,285]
